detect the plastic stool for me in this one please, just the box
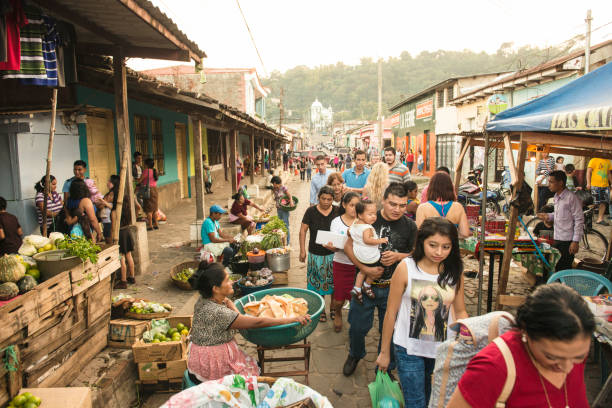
[182,370,200,390]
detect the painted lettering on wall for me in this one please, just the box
[400,109,415,128]
[416,99,433,119]
[551,106,612,131]
[391,112,400,128]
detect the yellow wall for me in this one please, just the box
[187,120,208,177]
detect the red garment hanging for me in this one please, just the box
[0,0,27,71]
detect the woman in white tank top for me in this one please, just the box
[376,217,468,408]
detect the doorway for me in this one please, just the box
[86,110,116,194]
[175,123,188,198]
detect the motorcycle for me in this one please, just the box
[457,165,503,215]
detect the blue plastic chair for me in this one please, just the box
[546,269,612,295]
[182,370,199,390]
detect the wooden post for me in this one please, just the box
[112,54,136,243]
[42,89,58,237]
[222,131,228,182]
[496,134,528,310]
[230,129,237,193]
[193,118,205,220]
[454,136,471,189]
[250,130,255,185]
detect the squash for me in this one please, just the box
[17,275,37,294]
[0,255,26,283]
[0,282,19,300]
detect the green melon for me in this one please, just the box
[17,275,37,294]
[0,255,26,283]
[0,282,19,300]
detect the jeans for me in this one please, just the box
[306,169,312,181]
[394,344,435,408]
[221,246,234,267]
[348,285,395,370]
[277,208,290,243]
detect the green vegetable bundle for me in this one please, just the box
[261,216,288,234]
[56,236,101,264]
[261,233,283,250]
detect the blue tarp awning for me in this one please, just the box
[486,61,612,133]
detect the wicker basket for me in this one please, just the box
[170,261,199,290]
[234,287,324,347]
[125,311,171,320]
[278,195,299,212]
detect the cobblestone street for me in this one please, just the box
[113,169,606,407]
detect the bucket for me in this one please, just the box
[266,251,290,272]
[33,249,81,281]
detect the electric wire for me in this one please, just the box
[235,0,269,77]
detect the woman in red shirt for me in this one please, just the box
[448,283,594,408]
[229,191,264,235]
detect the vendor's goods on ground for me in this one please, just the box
[241,268,273,287]
[173,267,195,282]
[244,294,308,319]
[6,391,41,408]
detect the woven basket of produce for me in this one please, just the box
[278,195,299,211]
[125,299,173,319]
[170,261,199,290]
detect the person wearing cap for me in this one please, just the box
[201,205,237,266]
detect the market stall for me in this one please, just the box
[455,60,612,310]
[0,234,119,406]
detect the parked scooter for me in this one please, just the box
[457,165,503,214]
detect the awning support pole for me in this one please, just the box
[42,88,58,238]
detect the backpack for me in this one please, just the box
[428,311,516,408]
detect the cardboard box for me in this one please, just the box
[109,319,149,348]
[19,387,92,408]
[137,353,187,381]
[132,316,192,363]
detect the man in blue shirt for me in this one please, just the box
[310,155,329,205]
[201,205,237,266]
[342,150,370,194]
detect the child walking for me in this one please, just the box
[349,199,388,302]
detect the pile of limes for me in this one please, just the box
[150,322,190,343]
[7,392,41,408]
[174,267,195,282]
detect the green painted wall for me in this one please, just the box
[75,85,189,187]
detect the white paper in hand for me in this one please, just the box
[315,230,347,249]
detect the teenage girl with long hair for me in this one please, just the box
[376,217,468,407]
[363,162,389,210]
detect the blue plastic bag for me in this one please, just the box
[368,371,404,408]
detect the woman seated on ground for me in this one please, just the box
[416,172,470,238]
[187,262,310,383]
[448,283,594,408]
[229,191,265,235]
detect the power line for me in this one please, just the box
[235,0,268,77]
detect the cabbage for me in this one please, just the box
[24,235,51,249]
[48,232,65,245]
[18,243,37,257]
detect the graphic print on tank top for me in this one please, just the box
[409,279,454,342]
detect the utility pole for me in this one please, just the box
[377,58,383,153]
[278,87,284,133]
[585,9,592,74]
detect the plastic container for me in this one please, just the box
[33,249,81,281]
[234,287,324,347]
[231,259,250,275]
[247,250,266,264]
[266,250,290,272]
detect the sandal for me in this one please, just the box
[363,285,376,300]
[350,288,363,304]
[319,312,327,323]
[329,309,336,321]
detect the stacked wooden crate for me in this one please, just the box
[132,316,192,393]
[0,245,120,406]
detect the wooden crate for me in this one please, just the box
[35,270,72,317]
[0,290,39,345]
[97,245,120,281]
[68,260,100,296]
[23,313,109,388]
[19,387,92,408]
[85,276,111,326]
[109,319,150,349]
[272,271,288,286]
[136,378,183,394]
[137,353,187,382]
[132,316,192,363]
[0,346,21,407]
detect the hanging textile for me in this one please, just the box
[56,20,77,85]
[0,0,27,70]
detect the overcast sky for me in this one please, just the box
[128,0,612,76]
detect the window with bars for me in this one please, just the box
[437,90,445,108]
[447,86,454,102]
[151,118,165,175]
[134,115,149,157]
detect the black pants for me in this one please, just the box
[554,240,574,272]
[537,186,553,210]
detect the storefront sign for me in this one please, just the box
[400,109,415,128]
[416,99,433,119]
[551,106,612,131]
[487,94,508,115]
[391,112,400,128]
